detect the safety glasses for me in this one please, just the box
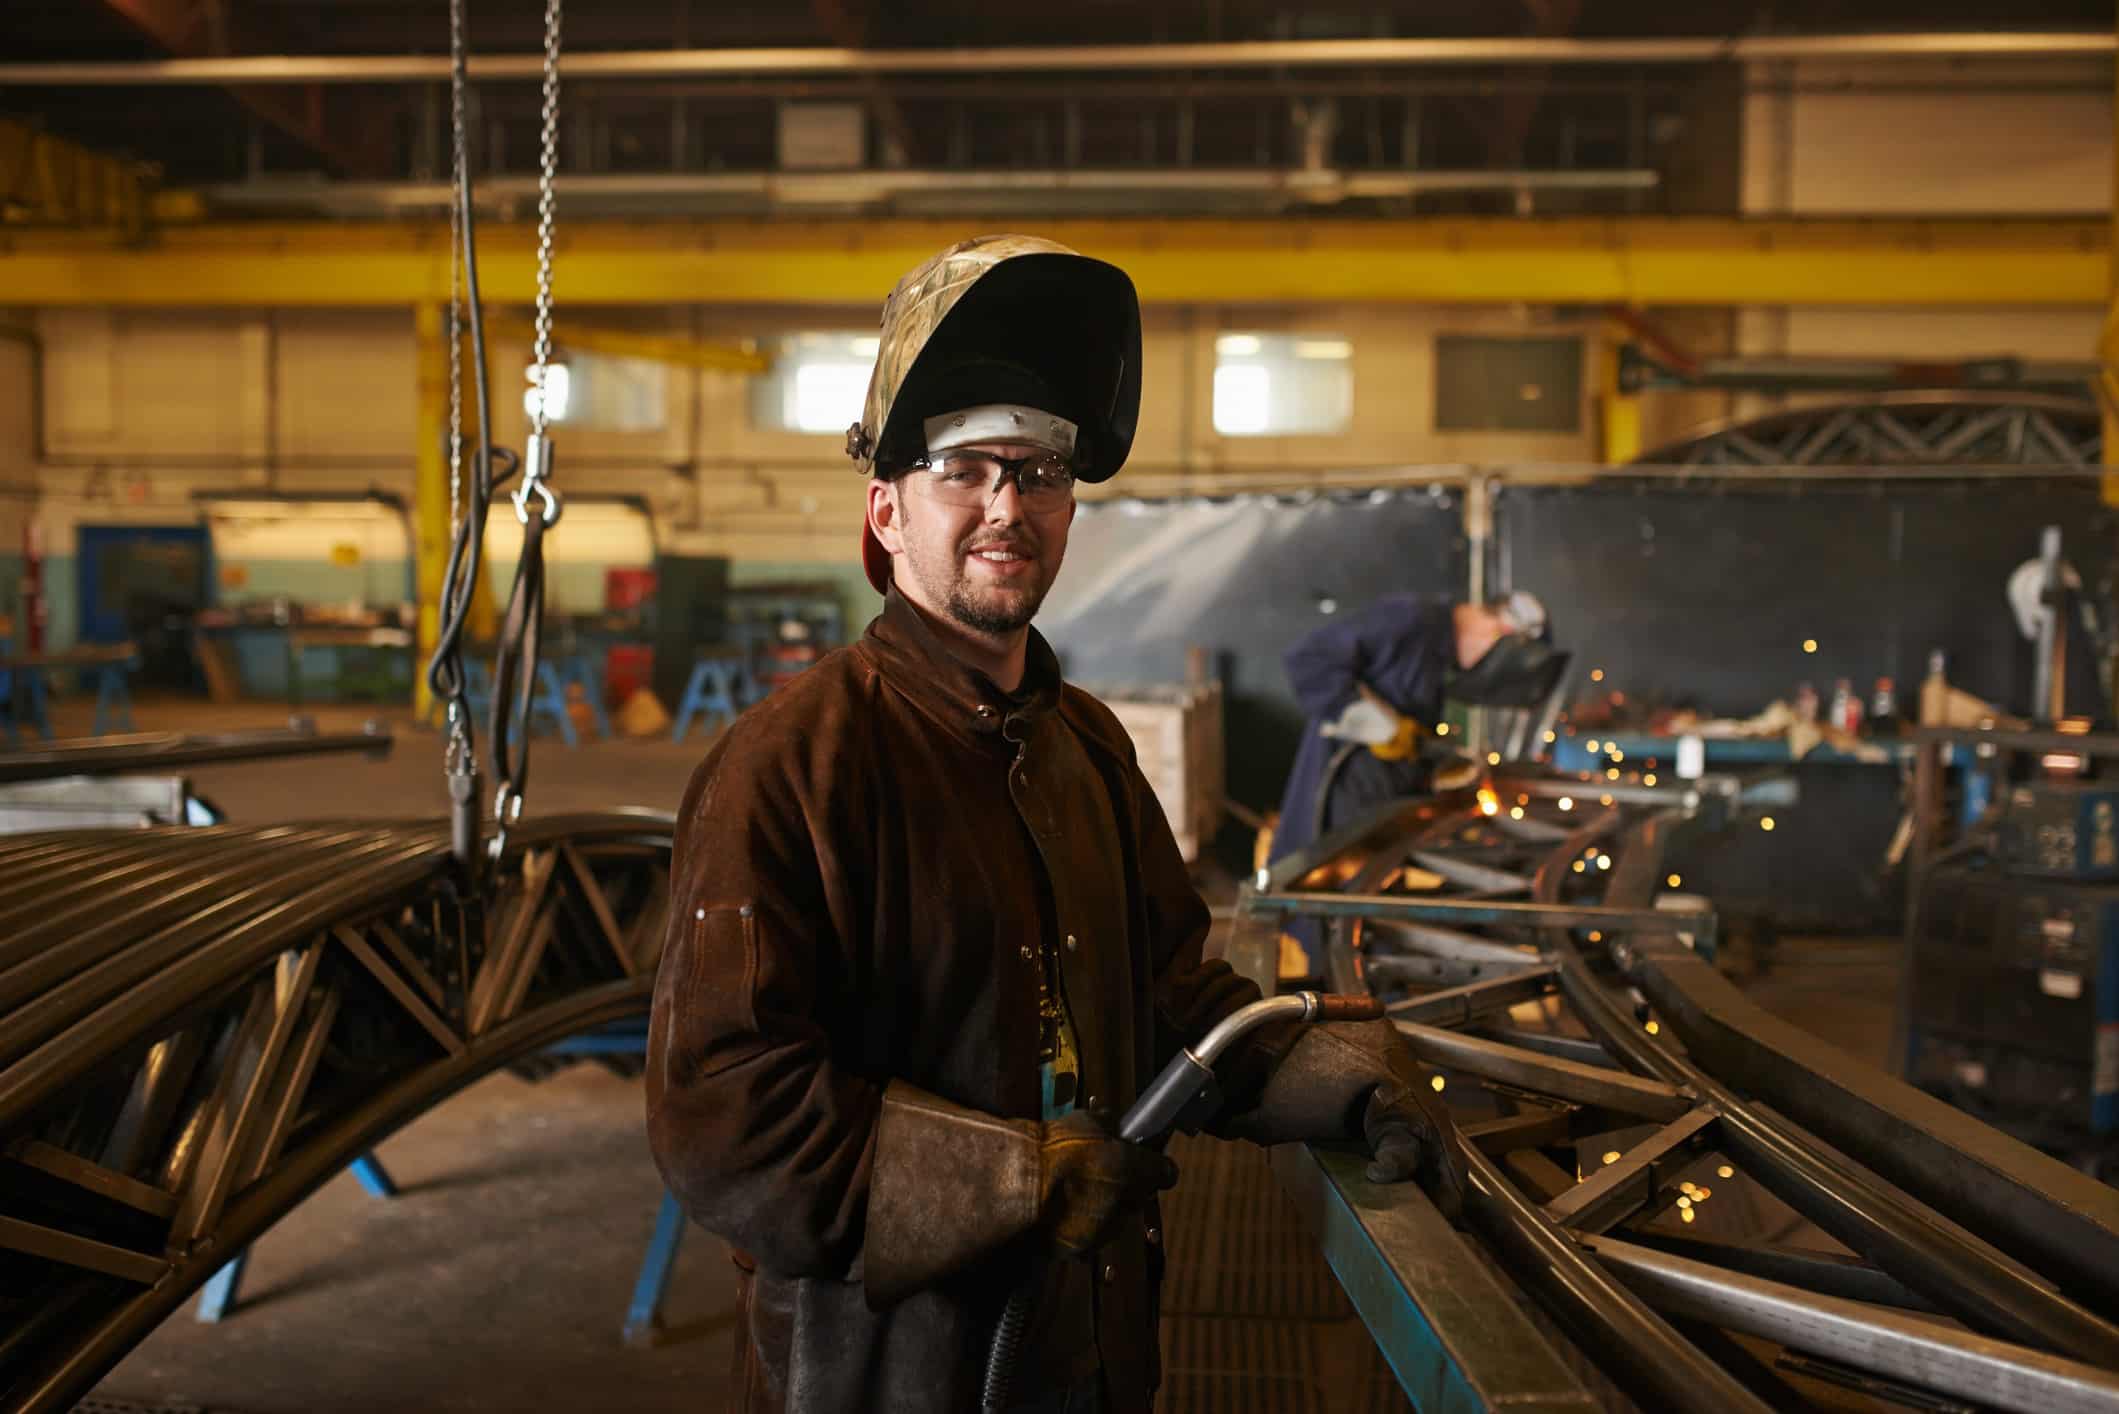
[907,449,1078,512]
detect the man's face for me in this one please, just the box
[873,440,1076,637]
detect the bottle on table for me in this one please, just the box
[1831,678,1864,735]
[1870,676,1900,737]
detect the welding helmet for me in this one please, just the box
[1450,592,1569,707]
[848,234,1143,593]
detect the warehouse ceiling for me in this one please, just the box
[0,0,2110,219]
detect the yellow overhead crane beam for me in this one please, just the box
[480,312,767,373]
[0,216,2102,308]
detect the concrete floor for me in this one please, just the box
[50,695,1906,1413]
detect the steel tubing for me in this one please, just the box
[1532,820,2119,1366]
[1364,918,1543,968]
[0,841,445,1129]
[0,827,346,976]
[1628,934,2119,1322]
[1585,1234,2119,1414]
[0,727,393,784]
[0,829,427,1030]
[1454,1141,1772,1414]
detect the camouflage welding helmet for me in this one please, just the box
[845,234,1143,482]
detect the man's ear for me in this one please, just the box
[868,478,907,556]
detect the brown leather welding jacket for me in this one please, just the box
[646,588,1288,1413]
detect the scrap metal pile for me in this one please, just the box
[1240,767,2119,1412]
[0,814,672,1414]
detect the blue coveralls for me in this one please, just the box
[1268,593,1457,970]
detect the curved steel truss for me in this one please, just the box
[1242,772,2119,1412]
[0,812,673,1414]
[1639,393,2101,468]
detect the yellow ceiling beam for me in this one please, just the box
[481,312,768,373]
[0,216,2101,308]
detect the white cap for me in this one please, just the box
[924,404,1078,459]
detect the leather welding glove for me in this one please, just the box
[1222,1020,1467,1223]
[1036,1109,1180,1260]
[862,1082,1177,1309]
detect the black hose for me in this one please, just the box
[1311,741,1362,844]
[980,1272,1039,1413]
[424,20,497,738]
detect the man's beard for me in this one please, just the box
[945,575,1046,636]
[910,532,1050,636]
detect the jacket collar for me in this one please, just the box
[860,587,1062,743]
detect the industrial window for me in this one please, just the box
[1211,333,1353,438]
[1433,335,1582,434]
[522,351,667,432]
[749,332,880,435]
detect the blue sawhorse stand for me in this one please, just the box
[627,1191,689,1347]
[195,1151,397,1322]
[91,658,136,735]
[193,1033,692,1344]
[669,659,752,744]
[464,659,582,748]
[542,1019,691,1345]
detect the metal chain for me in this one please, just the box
[492,0,563,857]
[440,0,473,779]
[445,0,467,551]
[527,0,561,442]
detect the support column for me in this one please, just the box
[1599,334,1641,465]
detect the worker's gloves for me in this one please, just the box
[1359,1063,1467,1220]
[1036,1110,1180,1259]
[1321,694,1420,762]
[1321,696,1401,746]
[1224,1020,1467,1223]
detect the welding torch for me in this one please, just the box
[980,989,1385,1412]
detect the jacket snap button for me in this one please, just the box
[974,705,995,720]
[1064,934,1078,952]
[1101,1264,1117,1285]
[1019,944,1034,961]
[1146,1226,1161,1246]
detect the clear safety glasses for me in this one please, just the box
[907,449,1078,513]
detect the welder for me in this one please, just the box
[646,234,1466,1414]
[1267,591,1557,971]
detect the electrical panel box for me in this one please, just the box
[1994,782,2119,880]
[1904,869,2119,1142]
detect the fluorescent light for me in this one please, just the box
[1215,333,1263,357]
[850,336,881,357]
[1294,339,1352,360]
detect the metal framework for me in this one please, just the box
[0,811,673,1414]
[1638,392,2103,468]
[1241,770,2119,1411]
